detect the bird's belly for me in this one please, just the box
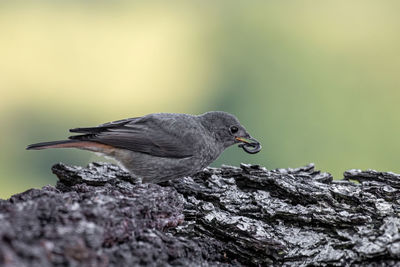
[108,149,212,183]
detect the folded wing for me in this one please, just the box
[69,116,195,158]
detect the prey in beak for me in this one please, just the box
[235,136,262,154]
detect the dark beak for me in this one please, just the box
[235,137,262,154]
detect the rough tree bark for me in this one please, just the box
[1,162,400,266]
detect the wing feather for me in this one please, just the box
[68,115,196,158]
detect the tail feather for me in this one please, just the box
[26,140,79,150]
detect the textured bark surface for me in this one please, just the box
[1,162,400,266]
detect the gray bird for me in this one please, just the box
[27,111,261,183]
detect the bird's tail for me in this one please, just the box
[26,140,82,150]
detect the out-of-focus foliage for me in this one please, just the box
[1,1,400,198]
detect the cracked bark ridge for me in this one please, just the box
[1,162,400,266]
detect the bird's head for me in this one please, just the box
[198,111,261,154]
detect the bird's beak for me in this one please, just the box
[235,137,251,144]
[235,136,262,154]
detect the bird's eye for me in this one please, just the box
[230,126,239,134]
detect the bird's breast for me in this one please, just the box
[197,140,223,167]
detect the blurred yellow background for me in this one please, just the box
[1,1,400,198]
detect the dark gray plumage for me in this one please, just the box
[27,111,261,183]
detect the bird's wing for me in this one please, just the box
[69,117,140,133]
[69,115,196,158]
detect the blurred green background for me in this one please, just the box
[1,1,400,198]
